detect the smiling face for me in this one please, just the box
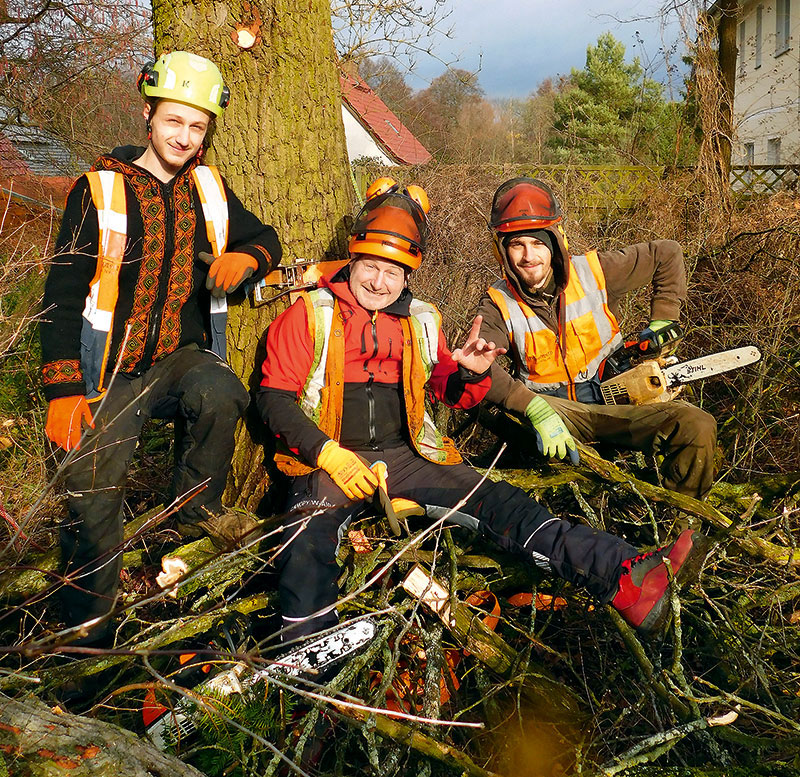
[348,254,407,311]
[505,234,553,290]
[142,99,211,177]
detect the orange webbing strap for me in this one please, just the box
[506,591,568,610]
[374,588,575,712]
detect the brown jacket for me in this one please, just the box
[477,238,687,413]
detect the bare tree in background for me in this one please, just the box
[0,0,152,168]
[332,0,453,65]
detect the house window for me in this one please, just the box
[755,5,763,67]
[767,137,782,164]
[744,142,755,165]
[739,20,747,75]
[776,0,791,55]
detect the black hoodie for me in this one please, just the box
[40,146,281,400]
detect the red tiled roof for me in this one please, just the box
[340,71,432,166]
[0,132,31,177]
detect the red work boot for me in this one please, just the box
[611,529,709,635]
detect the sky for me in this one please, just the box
[401,0,696,100]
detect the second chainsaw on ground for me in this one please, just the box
[599,323,761,406]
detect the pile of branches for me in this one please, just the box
[1,174,799,776]
[1,435,798,776]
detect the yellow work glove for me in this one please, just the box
[524,395,579,465]
[199,250,258,298]
[639,319,675,348]
[316,440,379,500]
[389,498,425,521]
[45,395,94,451]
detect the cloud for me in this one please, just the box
[405,0,690,98]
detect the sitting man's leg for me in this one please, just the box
[149,346,253,544]
[278,469,360,640]
[60,378,145,643]
[370,446,707,634]
[545,396,717,499]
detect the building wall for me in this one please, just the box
[341,105,394,165]
[734,0,800,163]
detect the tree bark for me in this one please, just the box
[151,0,354,508]
[715,0,738,178]
[0,693,206,776]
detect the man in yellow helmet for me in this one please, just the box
[476,177,717,499]
[257,180,708,642]
[40,51,282,645]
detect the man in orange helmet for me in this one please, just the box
[476,177,717,498]
[258,179,708,641]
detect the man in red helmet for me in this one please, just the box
[477,177,717,499]
[258,179,708,641]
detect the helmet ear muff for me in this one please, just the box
[491,232,505,266]
[557,224,569,252]
[137,61,159,94]
[366,177,399,201]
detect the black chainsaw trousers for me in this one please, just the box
[58,345,249,634]
[278,444,639,639]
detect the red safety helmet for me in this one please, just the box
[489,177,563,233]
[349,178,430,270]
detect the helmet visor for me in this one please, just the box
[350,191,427,254]
[490,179,561,231]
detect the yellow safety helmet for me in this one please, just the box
[349,179,430,271]
[137,51,230,117]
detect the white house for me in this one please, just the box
[729,0,800,164]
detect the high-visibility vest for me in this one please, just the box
[81,165,229,399]
[275,287,462,476]
[487,251,621,399]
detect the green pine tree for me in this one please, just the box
[549,32,669,164]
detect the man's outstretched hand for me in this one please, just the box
[451,315,507,374]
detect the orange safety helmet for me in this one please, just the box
[489,177,563,233]
[349,178,430,270]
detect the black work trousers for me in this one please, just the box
[59,345,249,629]
[279,444,639,638]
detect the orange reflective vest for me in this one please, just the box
[275,287,462,476]
[487,251,621,398]
[81,165,229,399]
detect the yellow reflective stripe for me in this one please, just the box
[407,299,440,379]
[403,300,451,462]
[191,165,229,257]
[85,170,129,392]
[569,253,621,366]
[298,289,335,422]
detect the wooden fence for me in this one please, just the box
[729,164,800,194]
[354,162,800,208]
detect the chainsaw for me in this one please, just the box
[143,617,377,750]
[599,323,761,406]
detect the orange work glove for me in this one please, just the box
[45,395,94,451]
[316,440,379,500]
[199,250,258,298]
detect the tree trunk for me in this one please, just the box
[0,693,206,776]
[151,0,354,509]
[715,0,738,178]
